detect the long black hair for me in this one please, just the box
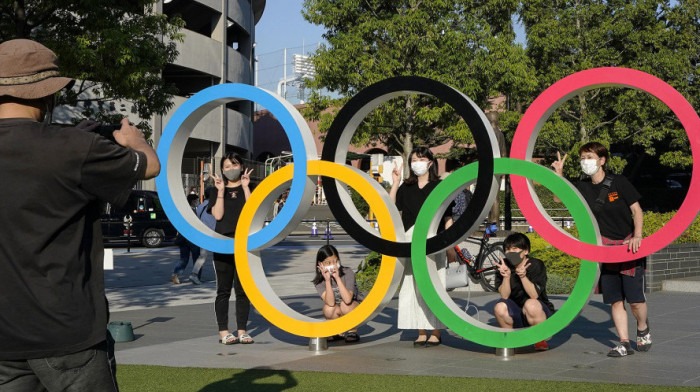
[220,152,245,184]
[311,244,345,285]
[403,146,439,185]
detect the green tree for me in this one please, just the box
[0,0,184,135]
[513,0,699,177]
[302,0,537,171]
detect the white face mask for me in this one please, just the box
[580,159,600,176]
[411,161,430,176]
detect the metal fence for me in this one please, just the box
[502,208,574,232]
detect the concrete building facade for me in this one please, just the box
[55,0,266,191]
[157,0,266,187]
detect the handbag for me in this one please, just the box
[445,261,469,289]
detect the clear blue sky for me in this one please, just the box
[255,0,325,57]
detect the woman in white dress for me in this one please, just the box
[390,146,453,347]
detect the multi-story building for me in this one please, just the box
[158,0,266,190]
[56,0,266,191]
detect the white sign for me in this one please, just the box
[104,248,114,270]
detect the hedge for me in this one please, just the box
[527,211,700,294]
[355,212,700,295]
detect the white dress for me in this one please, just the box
[397,227,447,330]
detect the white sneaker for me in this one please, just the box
[607,341,634,357]
[189,273,201,285]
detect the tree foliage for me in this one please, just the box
[302,0,537,170]
[0,0,184,135]
[302,0,698,179]
[511,0,699,178]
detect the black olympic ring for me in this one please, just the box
[321,76,500,257]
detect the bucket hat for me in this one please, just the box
[0,39,74,100]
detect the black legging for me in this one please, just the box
[213,253,250,331]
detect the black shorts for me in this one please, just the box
[600,264,646,304]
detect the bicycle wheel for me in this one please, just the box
[478,241,504,292]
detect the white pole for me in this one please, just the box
[254,55,259,111]
[283,48,287,99]
[255,56,258,87]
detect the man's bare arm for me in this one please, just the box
[112,118,160,179]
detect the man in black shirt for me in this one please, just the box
[552,142,650,358]
[494,233,555,351]
[0,39,160,391]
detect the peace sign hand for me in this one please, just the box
[392,162,401,184]
[516,262,531,279]
[211,173,225,191]
[551,151,568,176]
[241,168,253,188]
[496,257,511,278]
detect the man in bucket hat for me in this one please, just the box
[0,39,160,391]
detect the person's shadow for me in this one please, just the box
[547,296,618,349]
[198,368,297,392]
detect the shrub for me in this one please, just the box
[547,273,577,295]
[349,187,369,217]
[355,251,382,294]
[525,212,700,295]
[527,231,580,294]
[643,211,700,244]
[349,181,391,219]
[353,212,700,296]
[527,231,581,276]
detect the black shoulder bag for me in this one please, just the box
[591,175,614,213]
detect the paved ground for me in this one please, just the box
[106,239,700,388]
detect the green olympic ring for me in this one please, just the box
[411,158,598,348]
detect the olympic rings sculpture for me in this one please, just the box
[156,67,700,347]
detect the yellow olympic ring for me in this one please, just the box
[234,161,403,337]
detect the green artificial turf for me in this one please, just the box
[117,365,700,392]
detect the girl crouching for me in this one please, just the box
[312,245,363,343]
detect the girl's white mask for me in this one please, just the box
[411,161,430,176]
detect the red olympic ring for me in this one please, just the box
[511,67,700,263]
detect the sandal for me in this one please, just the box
[218,333,238,345]
[425,336,441,347]
[413,336,427,347]
[327,334,345,342]
[345,332,360,343]
[239,333,254,344]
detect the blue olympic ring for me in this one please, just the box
[155,84,317,253]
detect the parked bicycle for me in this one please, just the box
[451,223,504,292]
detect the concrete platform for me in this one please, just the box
[106,242,700,387]
[111,292,700,387]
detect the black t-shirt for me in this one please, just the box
[494,257,555,313]
[575,174,641,240]
[395,181,452,231]
[208,184,252,237]
[0,119,146,360]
